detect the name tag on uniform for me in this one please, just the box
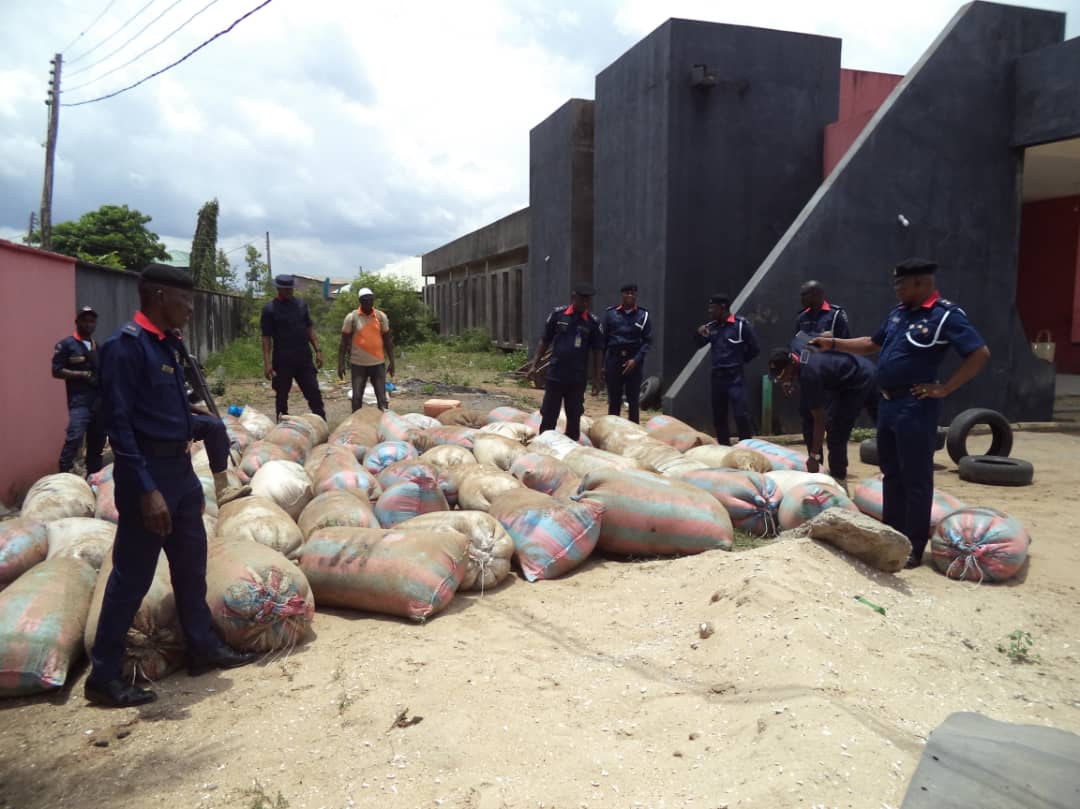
[69,356,86,364]
[161,364,174,374]
[574,334,582,348]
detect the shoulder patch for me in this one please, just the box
[122,322,142,336]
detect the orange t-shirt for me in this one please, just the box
[341,308,389,366]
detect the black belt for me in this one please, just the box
[138,439,191,458]
[608,346,640,358]
[880,386,914,401]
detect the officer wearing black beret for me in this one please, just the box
[261,274,326,422]
[602,283,653,423]
[811,259,990,568]
[695,293,760,444]
[529,283,604,441]
[86,263,256,707]
[52,305,105,476]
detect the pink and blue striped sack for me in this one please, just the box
[377,411,417,444]
[487,406,531,424]
[489,489,603,581]
[677,469,782,537]
[852,474,965,529]
[364,441,419,476]
[377,461,443,491]
[375,476,449,527]
[734,439,809,471]
[777,481,859,531]
[931,507,1031,583]
[509,453,578,496]
[0,519,48,590]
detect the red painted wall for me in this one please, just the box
[1016,196,1080,373]
[823,69,904,178]
[0,241,77,506]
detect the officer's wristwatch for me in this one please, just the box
[809,451,823,463]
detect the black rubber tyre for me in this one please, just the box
[859,437,879,466]
[946,408,1013,464]
[639,376,662,409]
[957,455,1033,486]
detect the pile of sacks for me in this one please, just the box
[0,404,1032,698]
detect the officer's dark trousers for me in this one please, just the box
[876,394,940,559]
[822,385,871,480]
[89,458,218,682]
[192,414,230,474]
[272,350,325,420]
[350,363,388,411]
[59,398,105,474]
[710,368,753,445]
[540,380,587,441]
[605,352,643,423]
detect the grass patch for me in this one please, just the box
[204,335,264,378]
[997,629,1040,664]
[239,781,289,809]
[850,427,876,443]
[732,530,774,552]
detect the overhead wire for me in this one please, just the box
[64,0,221,93]
[59,0,120,54]
[62,0,274,107]
[66,0,162,65]
[66,0,189,79]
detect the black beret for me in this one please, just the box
[140,263,194,290]
[77,304,98,317]
[893,258,937,278]
[274,274,295,288]
[709,293,730,306]
[619,282,638,293]
[573,283,596,297]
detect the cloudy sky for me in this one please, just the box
[2,0,1077,280]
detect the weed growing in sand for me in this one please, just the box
[420,383,436,395]
[850,427,876,442]
[240,780,289,809]
[732,530,773,551]
[997,629,1040,664]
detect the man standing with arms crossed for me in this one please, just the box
[338,286,395,412]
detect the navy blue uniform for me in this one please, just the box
[52,334,106,474]
[602,304,652,423]
[795,302,851,449]
[871,293,985,557]
[796,350,876,480]
[89,314,220,683]
[695,316,760,444]
[539,305,604,440]
[261,296,325,420]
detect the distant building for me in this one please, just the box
[291,273,351,299]
[163,249,190,270]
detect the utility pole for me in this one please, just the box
[265,230,272,275]
[40,53,62,251]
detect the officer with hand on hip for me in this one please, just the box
[811,259,990,568]
[602,283,652,423]
[53,305,106,476]
[695,293,760,445]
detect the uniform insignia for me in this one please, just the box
[123,323,141,336]
[54,343,62,353]
[162,364,174,374]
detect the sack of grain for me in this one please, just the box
[479,421,537,442]
[21,473,95,522]
[528,431,581,461]
[402,412,441,431]
[377,411,418,444]
[619,440,706,477]
[647,423,717,452]
[84,554,183,682]
[303,444,342,477]
[526,411,596,443]
[458,466,524,512]
[0,519,48,590]
[198,475,219,519]
[930,507,1031,583]
[0,557,97,696]
[308,448,378,498]
[589,415,648,451]
[364,441,419,475]
[238,407,275,440]
[298,526,470,620]
[250,460,313,521]
[206,539,315,651]
[777,482,859,531]
[509,453,578,496]
[719,447,774,474]
[340,406,384,430]
[644,414,688,433]
[489,489,603,582]
[375,476,449,527]
[297,490,378,540]
[377,461,442,491]
[684,445,735,467]
[87,465,113,487]
[294,413,329,445]
[412,426,478,453]
[398,510,514,591]
[765,470,842,493]
[678,469,782,537]
[851,474,965,529]
[575,469,734,555]
[264,418,319,464]
[487,406,531,424]
[238,440,294,484]
[563,447,642,477]
[222,416,255,455]
[472,434,528,471]
[45,517,115,571]
[418,444,477,472]
[438,408,489,428]
[217,496,304,558]
[327,428,372,461]
[94,475,119,523]
[734,439,808,472]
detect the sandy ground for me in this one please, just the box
[1,392,1078,809]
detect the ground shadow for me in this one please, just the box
[812,540,915,596]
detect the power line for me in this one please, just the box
[66,0,161,65]
[65,0,220,93]
[67,0,188,79]
[59,0,120,54]
[62,0,274,107]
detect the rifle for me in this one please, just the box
[174,331,220,419]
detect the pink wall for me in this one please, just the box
[0,241,77,506]
[1016,197,1080,373]
[823,69,904,178]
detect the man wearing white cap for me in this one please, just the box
[338,286,394,411]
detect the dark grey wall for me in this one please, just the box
[1014,37,1080,147]
[75,262,244,362]
[594,19,841,385]
[666,2,1064,432]
[421,208,529,277]
[527,99,595,348]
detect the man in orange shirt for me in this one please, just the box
[338,287,395,411]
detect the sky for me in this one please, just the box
[1,0,1077,281]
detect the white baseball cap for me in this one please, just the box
[357,287,374,297]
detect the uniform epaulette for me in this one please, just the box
[606,305,617,311]
[122,321,142,336]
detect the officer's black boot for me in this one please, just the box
[85,676,157,708]
[188,644,259,677]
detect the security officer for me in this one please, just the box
[261,274,326,422]
[695,294,760,444]
[87,264,256,708]
[602,283,652,423]
[52,305,105,476]
[795,281,851,453]
[812,259,990,568]
[768,346,877,481]
[528,283,604,441]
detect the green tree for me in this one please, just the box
[189,198,219,287]
[213,248,237,291]
[244,245,271,296]
[327,273,436,346]
[29,204,169,271]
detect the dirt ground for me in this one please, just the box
[1,386,1078,809]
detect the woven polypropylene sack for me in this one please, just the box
[778,482,859,531]
[377,460,442,491]
[217,496,304,558]
[93,476,119,523]
[45,517,116,571]
[87,465,113,487]
[238,407,275,440]
[223,416,255,455]
[0,557,96,696]
[563,447,642,478]
[0,519,48,590]
[308,448,379,498]
[489,488,603,582]
[589,415,648,451]
[298,526,469,620]
[678,469,782,537]
[734,439,808,472]
[206,539,315,651]
[472,434,527,471]
[931,507,1031,583]
[487,406,531,424]
[297,490,378,540]
[619,440,705,477]
[250,460,313,521]
[377,411,418,444]
[647,423,717,452]
[398,510,514,591]
[719,448,774,474]
[84,554,183,682]
[457,467,524,512]
[375,476,449,527]
[478,421,536,442]
[684,445,735,467]
[528,431,580,461]
[509,453,578,496]
[295,413,329,445]
[264,418,319,463]
[402,412,441,431]
[765,470,841,493]
[21,473,95,522]
[438,408,489,428]
[412,426,478,453]
[575,469,734,555]
[851,474,965,529]
[238,440,294,484]
[364,441,419,475]
[417,444,477,472]
[327,428,371,461]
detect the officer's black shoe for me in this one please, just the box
[85,677,157,707]
[188,645,258,676]
[904,553,923,569]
